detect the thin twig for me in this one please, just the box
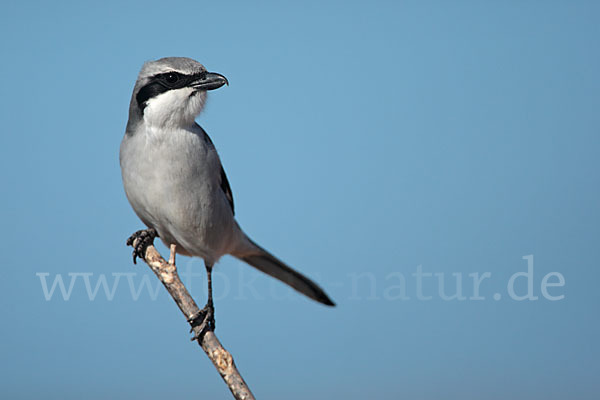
[140,243,256,400]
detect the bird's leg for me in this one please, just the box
[189,262,216,341]
[126,228,158,264]
[168,244,177,265]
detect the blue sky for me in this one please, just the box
[1,1,598,399]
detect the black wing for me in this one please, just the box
[197,124,235,215]
[219,165,235,215]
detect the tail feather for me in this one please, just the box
[234,241,335,306]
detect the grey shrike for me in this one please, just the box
[120,57,334,337]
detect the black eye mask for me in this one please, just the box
[136,71,206,112]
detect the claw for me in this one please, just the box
[126,228,158,264]
[188,303,215,341]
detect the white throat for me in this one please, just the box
[143,88,207,128]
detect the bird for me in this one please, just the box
[120,57,335,338]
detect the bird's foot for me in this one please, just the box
[126,228,158,264]
[188,302,215,341]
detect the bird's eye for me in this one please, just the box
[165,73,179,84]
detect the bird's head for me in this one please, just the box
[129,57,228,128]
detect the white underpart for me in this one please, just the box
[144,87,207,129]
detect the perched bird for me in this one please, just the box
[120,57,334,337]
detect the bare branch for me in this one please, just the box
[140,244,256,400]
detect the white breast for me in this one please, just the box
[119,123,237,263]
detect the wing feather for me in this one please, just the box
[197,123,235,215]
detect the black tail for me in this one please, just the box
[236,244,335,306]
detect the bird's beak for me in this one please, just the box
[191,72,229,91]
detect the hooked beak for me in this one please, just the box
[191,72,229,91]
